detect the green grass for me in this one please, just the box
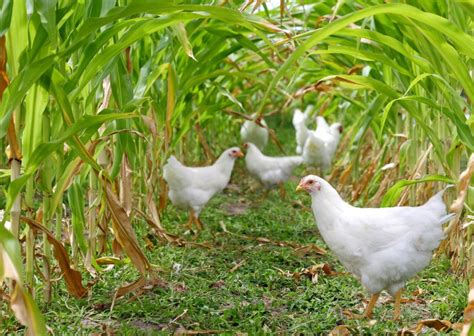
[1,167,467,334]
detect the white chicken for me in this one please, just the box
[240,113,268,150]
[302,116,343,171]
[292,106,313,154]
[244,142,303,198]
[163,147,244,231]
[296,175,454,319]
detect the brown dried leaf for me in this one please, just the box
[462,278,474,335]
[116,277,147,299]
[96,256,123,266]
[158,176,168,212]
[294,244,327,256]
[112,238,123,257]
[452,153,474,213]
[195,123,215,163]
[279,264,338,283]
[21,216,88,298]
[210,280,226,289]
[301,264,333,283]
[347,64,364,75]
[411,319,456,333]
[104,183,152,277]
[230,259,247,273]
[338,163,353,186]
[329,325,352,336]
[322,263,335,275]
[10,283,34,333]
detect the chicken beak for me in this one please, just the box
[295,184,305,192]
[235,151,244,158]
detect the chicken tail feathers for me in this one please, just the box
[292,109,307,126]
[163,156,188,188]
[422,184,454,217]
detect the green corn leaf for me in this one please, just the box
[381,175,454,207]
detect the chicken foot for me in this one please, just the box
[183,210,204,233]
[346,291,402,320]
[363,293,380,319]
[279,183,286,199]
[393,289,402,320]
[184,210,195,230]
[195,216,204,231]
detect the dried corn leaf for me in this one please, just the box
[115,277,147,299]
[1,227,47,335]
[462,278,474,335]
[104,183,152,277]
[402,319,461,334]
[21,216,88,298]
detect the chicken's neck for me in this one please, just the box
[214,154,236,175]
[247,147,263,160]
[311,189,348,231]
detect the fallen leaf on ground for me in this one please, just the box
[329,325,352,335]
[400,319,462,334]
[230,259,246,272]
[277,263,338,283]
[210,280,226,289]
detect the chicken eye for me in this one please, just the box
[308,180,314,184]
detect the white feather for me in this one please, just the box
[240,114,268,150]
[163,148,240,217]
[245,143,303,187]
[292,109,309,154]
[302,116,342,170]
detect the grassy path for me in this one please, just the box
[1,120,467,334]
[9,165,463,335]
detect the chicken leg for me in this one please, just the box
[184,210,195,230]
[393,289,402,320]
[194,216,204,231]
[364,293,380,319]
[279,183,286,199]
